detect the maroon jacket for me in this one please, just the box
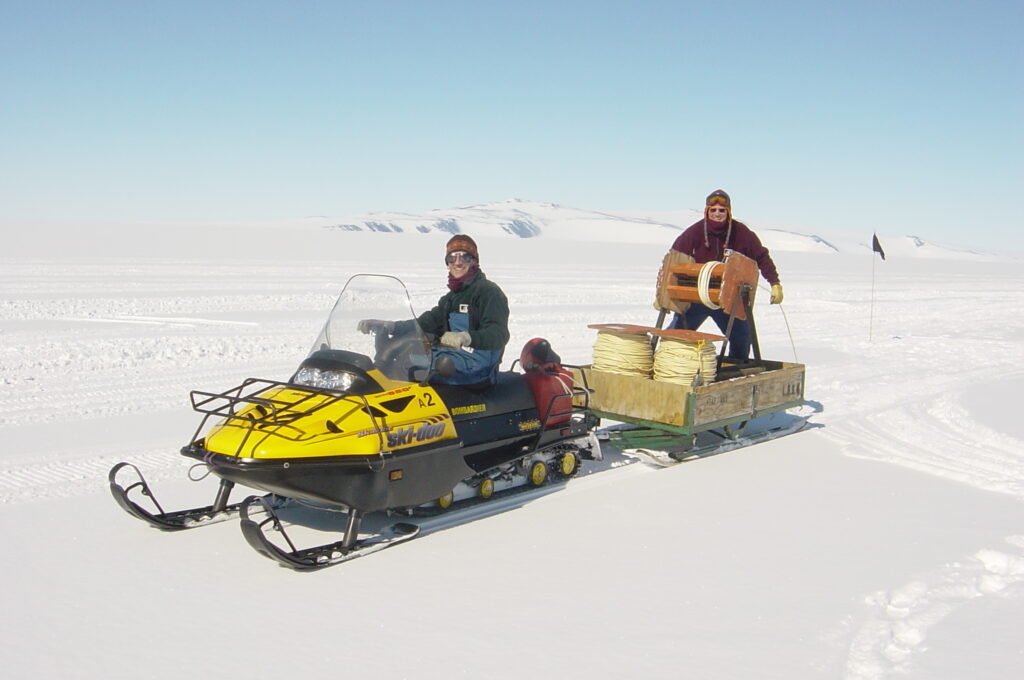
[671,218,780,285]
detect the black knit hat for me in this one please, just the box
[706,189,731,207]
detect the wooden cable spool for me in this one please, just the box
[656,250,759,320]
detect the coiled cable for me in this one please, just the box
[653,338,718,386]
[592,331,653,377]
[697,261,723,309]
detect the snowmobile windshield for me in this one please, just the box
[308,274,432,383]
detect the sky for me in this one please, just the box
[2,1,1022,251]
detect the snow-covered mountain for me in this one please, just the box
[304,198,992,259]
[314,198,694,245]
[5,199,999,262]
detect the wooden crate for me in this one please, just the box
[571,361,805,435]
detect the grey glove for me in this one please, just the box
[357,319,395,335]
[440,331,472,348]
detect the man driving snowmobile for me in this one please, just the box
[358,234,510,386]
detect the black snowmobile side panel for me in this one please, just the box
[183,429,534,513]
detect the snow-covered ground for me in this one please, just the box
[2,202,1023,679]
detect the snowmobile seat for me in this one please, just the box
[434,372,537,423]
[435,372,541,448]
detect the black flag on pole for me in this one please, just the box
[872,233,886,260]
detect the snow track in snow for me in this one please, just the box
[810,335,1024,676]
[0,357,294,425]
[0,263,325,503]
[845,535,1024,679]
[827,388,1024,499]
[808,327,1024,500]
[0,448,188,504]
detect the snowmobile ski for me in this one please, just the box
[239,495,421,571]
[108,462,282,530]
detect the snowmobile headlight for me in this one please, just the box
[294,366,358,392]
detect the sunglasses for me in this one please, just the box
[445,251,476,265]
[707,195,730,207]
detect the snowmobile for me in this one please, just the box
[109,274,599,570]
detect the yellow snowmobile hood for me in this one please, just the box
[202,372,456,460]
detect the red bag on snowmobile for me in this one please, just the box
[520,338,574,427]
